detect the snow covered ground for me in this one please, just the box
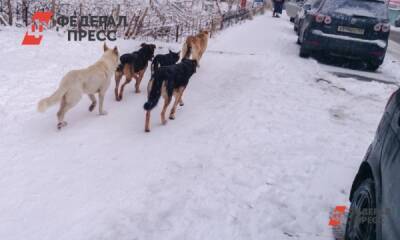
[0,13,399,240]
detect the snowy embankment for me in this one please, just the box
[0,14,398,240]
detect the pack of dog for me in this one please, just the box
[37,29,210,132]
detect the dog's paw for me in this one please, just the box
[179,102,185,107]
[169,115,175,120]
[162,119,168,125]
[57,121,67,130]
[117,95,123,101]
[145,128,151,133]
[99,111,108,116]
[135,89,141,94]
[89,104,96,112]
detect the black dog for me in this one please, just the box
[144,59,198,132]
[151,50,181,78]
[147,50,180,95]
[115,43,156,101]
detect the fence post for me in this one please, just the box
[176,25,179,42]
[210,19,213,38]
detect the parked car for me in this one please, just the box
[395,15,400,27]
[297,0,390,71]
[345,89,400,240]
[294,0,322,34]
[286,0,305,22]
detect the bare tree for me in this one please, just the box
[22,0,28,26]
[51,0,57,27]
[6,0,12,25]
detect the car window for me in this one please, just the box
[321,0,388,19]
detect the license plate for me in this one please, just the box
[337,26,364,35]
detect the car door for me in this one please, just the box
[380,109,400,240]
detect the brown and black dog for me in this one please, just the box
[114,43,156,101]
[181,30,209,67]
[143,59,198,132]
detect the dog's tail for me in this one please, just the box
[144,71,164,111]
[37,86,67,113]
[150,56,160,78]
[181,38,192,60]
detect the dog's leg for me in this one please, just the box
[88,94,97,112]
[169,87,185,120]
[135,69,146,94]
[56,91,81,130]
[161,96,171,125]
[145,111,151,132]
[98,92,107,115]
[192,48,201,67]
[118,77,132,101]
[114,70,123,101]
[117,65,133,101]
[179,91,185,106]
[57,96,68,130]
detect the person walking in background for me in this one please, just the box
[273,0,285,17]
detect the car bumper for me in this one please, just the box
[304,30,387,60]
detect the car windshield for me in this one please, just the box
[322,0,388,19]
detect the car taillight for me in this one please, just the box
[382,23,390,33]
[374,23,382,32]
[315,14,325,23]
[324,16,332,24]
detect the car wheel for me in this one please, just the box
[345,178,376,240]
[366,61,382,72]
[296,37,301,45]
[299,44,310,58]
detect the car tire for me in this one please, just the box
[367,61,382,72]
[299,44,310,58]
[345,178,377,240]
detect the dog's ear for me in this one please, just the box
[113,46,119,55]
[103,42,109,52]
[141,43,147,48]
[169,50,173,54]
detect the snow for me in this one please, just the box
[1,13,399,240]
[334,8,376,18]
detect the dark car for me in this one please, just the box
[294,0,322,34]
[395,15,400,28]
[345,89,400,240]
[297,0,390,71]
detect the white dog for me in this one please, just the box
[38,43,119,130]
